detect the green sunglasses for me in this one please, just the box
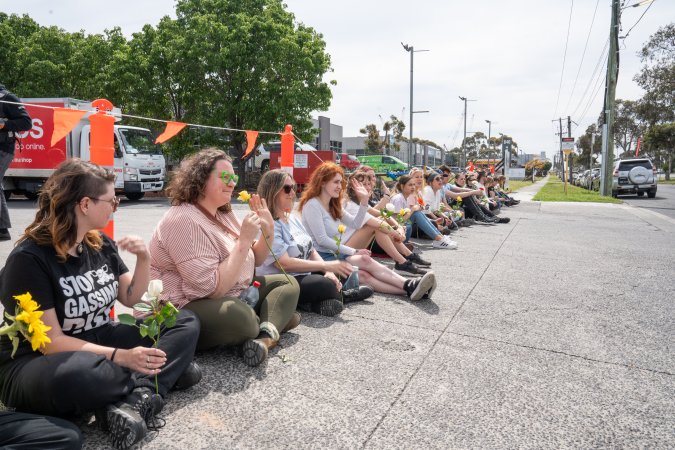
[220,171,239,185]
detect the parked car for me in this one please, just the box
[585,168,600,189]
[572,172,581,186]
[612,158,657,198]
[356,154,407,173]
[336,153,361,171]
[577,170,590,188]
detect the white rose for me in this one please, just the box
[385,203,396,212]
[147,279,163,299]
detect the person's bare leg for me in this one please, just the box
[347,255,406,294]
[373,230,406,264]
[344,227,375,250]
[358,270,406,295]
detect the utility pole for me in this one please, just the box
[600,0,620,196]
[459,96,476,169]
[485,119,492,164]
[567,115,573,183]
[402,43,429,168]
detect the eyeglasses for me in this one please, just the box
[220,171,239,185]
[91,196,120,212]
[282,184,296,194]
[442,174,449,178]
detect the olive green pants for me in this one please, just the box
[184,274,299,351]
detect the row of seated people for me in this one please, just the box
[0,149,516,449]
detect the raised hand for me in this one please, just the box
[351,178,370,205]
[249,194,274,237]
[117,235,150,261]
[240,211,261,245]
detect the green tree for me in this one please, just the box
[634,23,675,125]
[171,0,334,177]
[576,124,602,170]
[359,123,383,153]
[644,122,675,180]
[382,115,405,152]
[614,99,646,158]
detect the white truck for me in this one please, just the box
[4,98,165,201]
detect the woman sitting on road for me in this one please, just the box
[390,175,457,249]
[453,173,510,223]
[299,162,436,301]
[256,169,373,316]
[149,148,300,367]
[343,170,429,275]
[0,159,201,450]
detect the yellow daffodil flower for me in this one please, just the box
[238,191,252,203]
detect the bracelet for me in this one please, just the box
[111,348,118,361]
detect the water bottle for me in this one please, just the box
[342,266,360,291]
[240,281,261,308]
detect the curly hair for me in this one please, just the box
[19,158,115,261]
[258,169,294,220]
[166,147,232,213]
[298,162,345,220]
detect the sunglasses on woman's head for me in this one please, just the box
[442,174,449,178]
[282,184,296,194]
[220,171,239,185]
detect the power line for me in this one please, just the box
[620,0,655,40]
[570,38,609,120]
[553,0,575,119]
[563,0,601,116]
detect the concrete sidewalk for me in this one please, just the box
[510,175,549,202]
[1,196,673,449]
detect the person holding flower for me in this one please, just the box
[343,170,430,275]
[148,148,300,368]
[299,162,436,301]
[0,159,201,450]
[390,175,457,249]
[257,170,368,316]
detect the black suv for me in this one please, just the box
[611,158,657,198]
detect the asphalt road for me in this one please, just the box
[619,183,675,219]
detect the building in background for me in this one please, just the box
[311,116,343,152]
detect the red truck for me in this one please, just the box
[336,153,361,171]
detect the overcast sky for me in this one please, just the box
[5,0,673,159]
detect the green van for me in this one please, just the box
[356,155,407,173]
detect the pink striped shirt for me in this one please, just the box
[149,203,255,308]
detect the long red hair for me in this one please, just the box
[298,162,346,220]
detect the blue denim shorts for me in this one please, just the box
[317,250,347,261]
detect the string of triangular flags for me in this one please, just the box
[0,99,300,160]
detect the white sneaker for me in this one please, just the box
[432,237,457,249]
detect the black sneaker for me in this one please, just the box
[495,217,511,223]
[0,229,10,241]
[406,252,431,267]
[440,227,452,235]
[124,386,164,421]
[173,361,202,391]
[96,388,160,449]
[315,298,344,317]
[342,285,375,302]
[394,260,427,276]
[242,339,268,367]
[403,272,436,301]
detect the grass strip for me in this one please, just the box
[532,179,622,203]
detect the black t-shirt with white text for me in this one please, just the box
[0,235,128,362]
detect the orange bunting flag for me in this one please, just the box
[241,130,259,159]
[51,108,87,147]
[155,121,187,144]
[489,164,495,174]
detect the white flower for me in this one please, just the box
[147,279,163,299]
[385,203,396,212]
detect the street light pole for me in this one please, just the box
[485,119,492,164]
[402,43,429,168]
[458,96,476,169]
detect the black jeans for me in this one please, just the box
[0,411,82,450]
[0,309,199,417]
[462,196,495,220]
[295,273,340,307]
